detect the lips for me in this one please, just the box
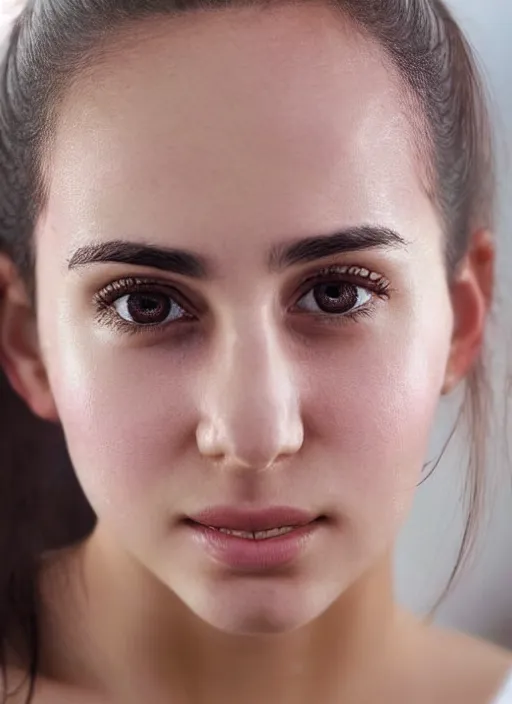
[184,508,324,570]
[185,507,320,538]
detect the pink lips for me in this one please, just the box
[184,507,323,571]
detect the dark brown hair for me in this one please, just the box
[0,0,494,701]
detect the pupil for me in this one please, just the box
[325,284,341,299]
[127,293,171,323]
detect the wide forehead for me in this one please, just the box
[43,3,438,263]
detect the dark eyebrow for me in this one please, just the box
[67,240,209,278]
[67,225,408,278]
[268,225,409,270]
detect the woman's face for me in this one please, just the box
[35,4,454,633]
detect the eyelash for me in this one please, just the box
[92,265,392,336]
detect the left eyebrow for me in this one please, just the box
[268,225,409,271]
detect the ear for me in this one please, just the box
[0,254,58,421]
[442,229,494,395]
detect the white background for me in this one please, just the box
[395,0,512,648]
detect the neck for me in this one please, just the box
[39,528,405,704]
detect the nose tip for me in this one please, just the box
[196,412,304,472]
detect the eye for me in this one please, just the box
[93,278,196,332]
[114,291,187,325]
[296,281,372,315]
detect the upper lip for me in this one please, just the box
[186,507,319,532]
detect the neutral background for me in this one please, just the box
[395,0,512,647]
[0,0,510,647]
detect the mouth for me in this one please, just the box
[183,509,326,570]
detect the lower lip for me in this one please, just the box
[185,520,321,571]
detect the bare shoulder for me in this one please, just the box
[412,617,512,704]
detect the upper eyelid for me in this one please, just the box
[295,265,391,294]
[93,264,390,307]
[94,277,193,303]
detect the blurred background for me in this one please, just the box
[395,0,512,648]
[0,0,511,648]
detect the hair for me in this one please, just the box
[0,0,495,701]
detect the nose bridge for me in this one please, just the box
[199,314,303,469]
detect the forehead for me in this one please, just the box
[44,3,438,262]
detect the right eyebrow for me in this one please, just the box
[67,240,210,279]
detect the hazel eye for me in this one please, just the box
[114,291,187,325]
[296,282,372,315]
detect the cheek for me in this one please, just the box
[46,339,198,517]
[307,312,452,531]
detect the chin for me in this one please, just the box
[177,575,338,635]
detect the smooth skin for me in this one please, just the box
[0,4,509,703]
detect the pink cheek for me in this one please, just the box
[49,355,196,510]
[308,340,445,506]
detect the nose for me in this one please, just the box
[196,322,304,471]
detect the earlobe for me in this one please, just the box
[442,229,494,396]
[0,254,59,422]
